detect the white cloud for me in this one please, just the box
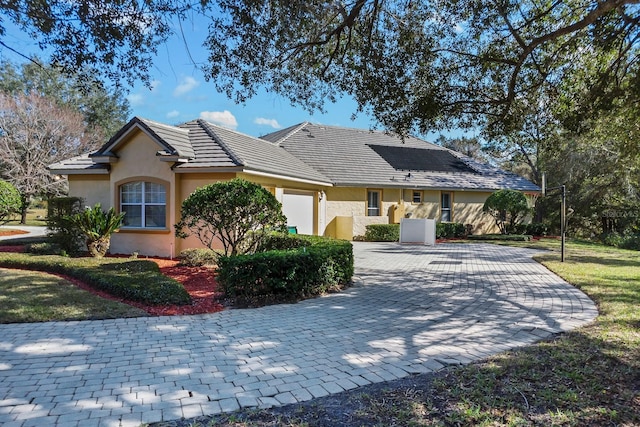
[126,93,145,106]
[173,76,199,97]
[254,117,282,129]
[150,80,162,92]
[200,110,238,129]
[166,110,180,119]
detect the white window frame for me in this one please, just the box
[120,181,167,229]
[367,189,382,216]
[441,191,452,222]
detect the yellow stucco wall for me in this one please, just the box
[402,189,440,220]
[68,175,110,208]
[107,132,178,257]
[452,191,499,234]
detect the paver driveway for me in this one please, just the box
[0,243,597,427]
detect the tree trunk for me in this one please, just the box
[87,237,111,258]
[20,194,29,225]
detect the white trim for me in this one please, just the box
[243,169,332,187]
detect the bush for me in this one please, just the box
[514,222,550,236]
[68,203,125,258]
[364,224,399,241]
[47,196,84,254]
[26,242,62,255]
[467,234,532,241]
[436,222,467,239]
[217,234,353,301]
[0,180,21,224]
[483,190,531,234]
[0,252,191,305]
[601,232,640,250]
[178,248,220,266]
[176,178,286,256]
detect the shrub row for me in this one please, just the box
[467,234,533,241]
[364,224,399,242]
[601,232,640,250]
[217,234,353,299]
[514,222,550,236]
[436,222,467,239]
[0,253,191,305]
[363,222,468,242]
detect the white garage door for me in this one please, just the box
[282,191,314,235]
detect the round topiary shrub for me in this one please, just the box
[0,180,21,224]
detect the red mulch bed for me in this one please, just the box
[0,229,29,237]
[0,245,225,316]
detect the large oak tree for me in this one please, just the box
[2,0,640,136]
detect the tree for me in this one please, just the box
[0,1,190,88]
[205,0,640,136]
[175,178,287,256]
[0,180,21,224]
[3,1,639,136]
[483,190,531,234]
[435,135,490,163]
[0,92,100,223]
[0,60,130,138]
[68,204,125,258]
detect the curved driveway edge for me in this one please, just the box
[0,243,597,427]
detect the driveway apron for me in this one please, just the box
[0,242,597,426]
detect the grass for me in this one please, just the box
[0,267,147,323]
[0,252,191,305]
[149,238,640,427]
[3,207,47,226]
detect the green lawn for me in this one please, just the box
[0,267,147,323]
[3,207,48,226]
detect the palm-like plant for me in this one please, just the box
[68,203,125,258]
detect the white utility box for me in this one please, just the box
[399,218,436,245]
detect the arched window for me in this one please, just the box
[120,181,166,228]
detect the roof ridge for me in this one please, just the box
[269,121,310,145]
[197,120,244,166]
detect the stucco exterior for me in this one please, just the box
[49,117,538,256]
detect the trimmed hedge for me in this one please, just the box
[362,222,468,242]
[436,222,467,239]
[364,224,399,242]
[467,234,533,241]
[514,222,550,236]
[218,233,353,299]
[0,253,191,305]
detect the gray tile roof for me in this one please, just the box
[50,117,538,193]
[48,153,109,173]
[261,123,539,192]
[93,117,195,159]
[174,120,332,184]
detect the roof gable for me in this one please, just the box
[92,117,194,161]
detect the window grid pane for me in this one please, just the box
[120,181,166,228]
[367,191,380,216]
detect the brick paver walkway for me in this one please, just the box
[0,243,597,426]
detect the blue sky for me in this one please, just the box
[2,15,457,140]
[122,17,385,138]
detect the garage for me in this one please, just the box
[281,190,315,235]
